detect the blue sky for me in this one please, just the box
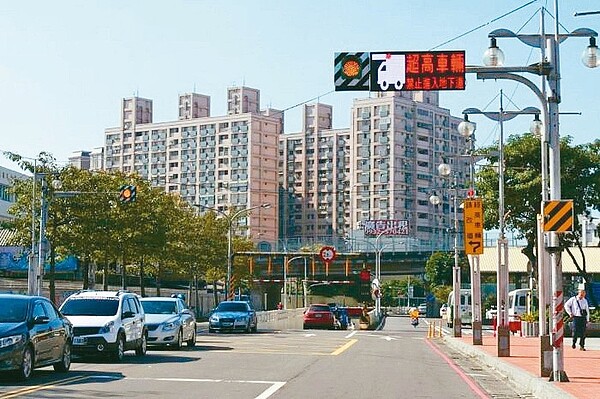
[1,0,599,170]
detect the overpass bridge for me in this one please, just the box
[235,250,431,281]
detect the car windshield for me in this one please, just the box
[0,298,28,323]
[216,302,248,312]
[141,301,177,315]
[61,298,119,316]
[310,305,331,312]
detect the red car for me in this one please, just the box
[303,304,336,330]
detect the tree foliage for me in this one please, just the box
[5,154,256,297]
[476,134,600,301]
[425,251,454,287]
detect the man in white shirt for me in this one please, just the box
[565,288,590,351]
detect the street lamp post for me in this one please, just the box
[195,203,271,301]
[373,230,389,317]
[460,96,542,352]
[28,174,81,297]
[466,2,598,381]
[346,231,392,317]
[287,255,309,308]
[430,163,461,337]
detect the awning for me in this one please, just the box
[477,246,600,274]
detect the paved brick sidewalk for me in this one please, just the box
[448,334,600,399]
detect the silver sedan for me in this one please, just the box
[140,297,196,349]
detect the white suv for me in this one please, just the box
[60,290,147,361]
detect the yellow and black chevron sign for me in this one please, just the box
[543,200,573,232]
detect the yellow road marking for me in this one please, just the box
[330,339,357,355]
[0,375,89,399]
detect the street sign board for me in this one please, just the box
[334,52,370,91]
[335,51,466,92]
[363,219,409,236]
[370,51,465,92]
[463,198,484,255]
[543,200,573,232]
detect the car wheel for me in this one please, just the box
[187,328,196,347]
[251,323,257,333]
[135,331,147,356]
[112,333,125,361]
[54,342,71,372]
[17,346,34,380]
[174,329,183,349]
[209,327,215,333]
[245,322,251,334]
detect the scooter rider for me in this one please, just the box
[409,307,419,327]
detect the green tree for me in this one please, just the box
[425,251,454,287]
[477,134,600,304]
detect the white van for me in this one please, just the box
[444,289,472,327]
[508,288,536,321]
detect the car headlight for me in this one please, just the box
[99,321,115,334]
[161,321,178,331]
[0,335,23,349]
[209,315,219,323]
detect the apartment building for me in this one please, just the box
[103,86,280,245]
[0,166,27,221]
[349,91,470,246]
[278,91,470,249]
[68,151,91,170]
[279,104,351,245]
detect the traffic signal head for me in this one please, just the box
[119,185,137,203]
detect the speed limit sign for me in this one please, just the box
[319,246,337,263]
[319,246,336,277]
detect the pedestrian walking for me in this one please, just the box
[565,288,590,351]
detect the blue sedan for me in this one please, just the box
[0,294,73,380]
[209,301,257,333]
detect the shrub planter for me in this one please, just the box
[565,322,600,337]
[521,321,539,337]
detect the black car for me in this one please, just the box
[0,294,73,380]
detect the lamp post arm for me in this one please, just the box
[467,65,550,76]
[474,72,546,106]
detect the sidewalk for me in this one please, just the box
[442,333,600,399]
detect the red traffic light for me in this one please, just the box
[359,269,371,282]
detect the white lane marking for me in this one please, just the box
[381,336,396,341]
[345,330,358,339]
[122,377,286,399]
[304,333,316,337]
[254,381,286,399]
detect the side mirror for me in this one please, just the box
[33,315,50,324]
[122,311,135,319]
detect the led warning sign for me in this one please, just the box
[335,50,466,92]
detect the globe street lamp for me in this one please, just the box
[461,99,542,352]
[430,162,461,337]
[195,203,271,301]
[465,4,597,381]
